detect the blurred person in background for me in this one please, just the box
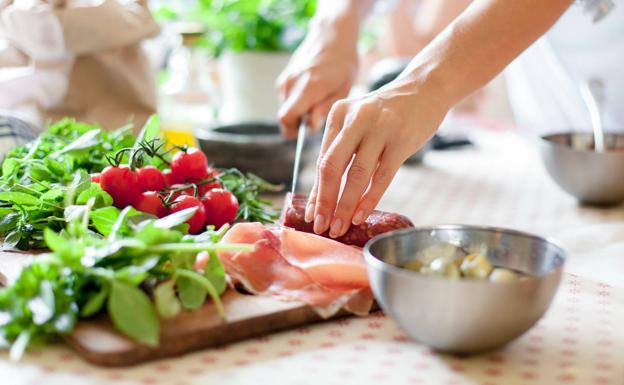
[0,0,159,140]
[277,0,622,238]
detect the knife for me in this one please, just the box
[290,116,308,198]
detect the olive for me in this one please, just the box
[428,256,460,278]
[489,268,519,282]
[460,254,493,279]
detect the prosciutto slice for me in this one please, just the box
[216,222,373,318]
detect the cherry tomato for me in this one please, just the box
[134,191,167,218]
[201,188,239,229]
[137,166,167,191]
[170,148,208,183]
[100,166,142,208]
[170,195,207,234]
[197,167,222,195]
[165,183,198,202]
[90,173,101,183]
[162,169,173,186]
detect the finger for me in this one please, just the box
[309,83,351,132]
[278,74,325,139]
[276,70,296,104]
[305,101,348,222]
[329,138,383,238]
[313,116,363,235]
[352,151,403,225]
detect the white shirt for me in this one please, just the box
[504,1,624,133]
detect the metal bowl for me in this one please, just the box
[364,225,566,354]
[539,132,624,205]
[195,121,320,184]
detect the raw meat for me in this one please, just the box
[281,193,414,247]
[215,222,373,318]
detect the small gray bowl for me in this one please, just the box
[364,225,565,354]
[195,122,320,184]
[539,132,624,205]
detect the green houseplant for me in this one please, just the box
[158,0,317,123]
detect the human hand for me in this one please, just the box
[305,74,450,238]
[276,14,359,138]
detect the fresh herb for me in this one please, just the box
[157,0,317,57]
[0,193,252,359]
[0,116,280,249]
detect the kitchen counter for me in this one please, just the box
[1,128,623,384]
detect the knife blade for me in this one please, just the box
[290,116,308,197]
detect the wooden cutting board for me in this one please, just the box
[0,250,355,367]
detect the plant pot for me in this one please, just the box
[218,51,291,124]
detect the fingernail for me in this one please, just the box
[352,210,365,225]
[329,218,343,238]
[304,202,315,223]
[313,214,326,234]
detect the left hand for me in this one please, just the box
[305,74,450,238]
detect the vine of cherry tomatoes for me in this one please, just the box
[95,147,239,234]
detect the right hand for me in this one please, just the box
[276,17,359,138]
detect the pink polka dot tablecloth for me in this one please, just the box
[0,273,622,385]
[1,129,623,384]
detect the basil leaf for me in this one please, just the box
[108,280,159,347]
[3,230,21,249]
[40,188,65,202]
[0,192,40,206]
[154,280,181,319]
[1,158,20,179]
[176,276,206,310]
[80,287,109,317]
[90,207,120,236]
[0,212,19,233]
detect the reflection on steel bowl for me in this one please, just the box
[364,225,566,354]
[540,132,624,205]
[195,122,320,185]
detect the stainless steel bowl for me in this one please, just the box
[539,132,624,205]
[364,225,566,354]
[195,121,320,184]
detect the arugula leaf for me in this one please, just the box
[52,129,101,156]
[108,280,159,347]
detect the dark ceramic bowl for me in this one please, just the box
[195,122,320,185]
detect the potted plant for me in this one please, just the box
[159,0,317,124]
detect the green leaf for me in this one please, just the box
[203,250,226,295]
[176,276,206,310]
[110,206,141,240]
[80,287,109,317]
[108,280,159,347]
[29,163,52,181]
[138,115,160,144]
[154,280,181,319]
[3,230,21,249]
[52,129,101,155]
[44,158,66,177]
[0,192,40,206]
[0,212,19,233]
[40,188,65,202]
[154,207,197,229]
[44,227,67,253]
[134,222,183,245]
[90,207,120,236]
[76,183,113,207]
[64,205,87,222]
[1,158,20,178]
[27,280,55,325]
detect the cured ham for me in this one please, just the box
[216,222,373,318]
[281,193,414,247]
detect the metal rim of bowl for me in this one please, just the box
[540,131,624,155]
[194,121,295,145]
[363,224,566,285]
